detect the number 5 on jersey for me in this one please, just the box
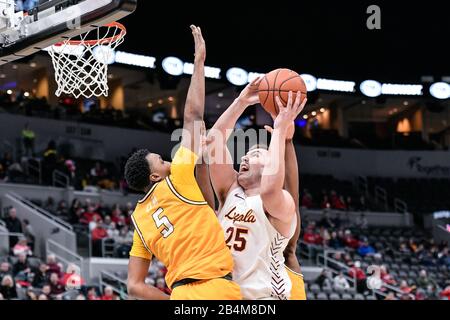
[152,208,174,238]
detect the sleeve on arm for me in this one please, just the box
[129,231,152,260]
[169,145,199,186]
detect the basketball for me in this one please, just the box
[258,68,307,116]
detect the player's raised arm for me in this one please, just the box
[260,91,306,223]
[207,77,263,205]
[180,25,206,155]
[127,256,169,300]
[264,117,303,269]
[284,130,303,271]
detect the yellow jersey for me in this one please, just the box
[129,146,234,289]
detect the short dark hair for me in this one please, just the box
[124,149,151,192]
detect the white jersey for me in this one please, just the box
[218,187,296,300]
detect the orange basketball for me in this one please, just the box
[258,68,307,116]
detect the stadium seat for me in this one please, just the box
[310,284,320,294]
[316,292,328,300]
[365,295,377,300]
[398,270,408,278]
[62,290,81,300]
[306,292,315,300]
[329,293,341,300]
[322,285,333,294]
[341,293,353,300]
[353,293,365,300]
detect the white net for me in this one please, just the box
[48,23,126,99]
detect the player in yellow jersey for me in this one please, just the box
[125,25,241,300]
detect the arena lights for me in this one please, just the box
[360,80,382,97]
[226,67,248,86]
[162,56,184,76]
[183,63,221,79]
[429,82,450,99]
[300,74,317,92]
[360,81,424,97]
[114,51,156,68]
[381,83,423,96]
[316,78,356,93]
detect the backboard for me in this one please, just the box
[0,0,137,65]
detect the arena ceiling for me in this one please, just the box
[121,1,450,83]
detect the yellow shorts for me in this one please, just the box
[286,266,306,300]
[170,278,242,300]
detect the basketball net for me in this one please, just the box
[48,22,126,99]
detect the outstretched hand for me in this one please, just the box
[272,91,307,136]
[191,25,206,63]
[237,76,264,107]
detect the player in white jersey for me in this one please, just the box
[206,78,307,300]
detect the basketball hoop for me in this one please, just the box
[48,22,126,99]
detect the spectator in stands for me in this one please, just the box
[345,196,354,211]
[101,286,119,300]
[333,271,350,291]
[46,254,61,276]
[13,253,31,276]
[356,213,368,229]
[76,294,86,300]
[88,214,101,232]
[4,207,22,247]
[0,151,13,181]
[156,278,171,295]
[81,205,102,226]
[56,200,69,218]
[12,237,32,257]
[343,230,359,249]
[41,284,51,299]
[416,269,436,289]
[91,223,108,256]
[384,292,396,300]
[0,162,5,181]
[0,262,12,279]
[69,199,83,224]
[318,226,330,245]
[301,189,313,209]
[43,197,56,213]
[437,247,449,266]
[348,261,367,293]
[60,264,84,290]
[42,140,58,185]
[440,285,450,300]
[0,275,17,299]
[356,195,368,211]
[379,265,397,286]
[22,219,35,251]
[38,293,48,300]
[49,272,65,296]
[357,238,376,257]
[321,195,331,209]
[315,268,333,288]
[425,284,440,300]
[328,231,344,249]
[318,209,335,228]
[399,280,414,295]
[125,202,134,216]
[113,225,133,258]
[32,263,49,288]
[87,287,100,300]
[21,123,36,157]
[333,195,347,211]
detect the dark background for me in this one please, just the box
[120,0,450,83]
